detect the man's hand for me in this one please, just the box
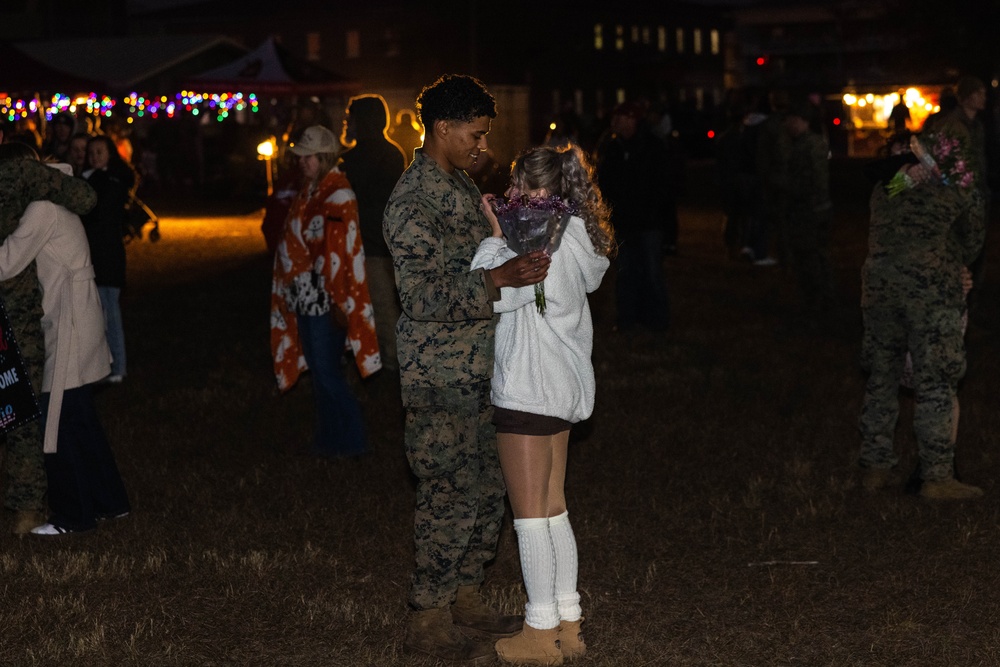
[489,250,551,288]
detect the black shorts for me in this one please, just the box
[492,406,573,436]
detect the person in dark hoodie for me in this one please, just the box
[81,134,136,384]
[339,94,408,373]
[595,100,671,334]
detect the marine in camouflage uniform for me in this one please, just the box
[384,74,548,662]
[785,106,835,313]
[0,157,97,522]
[859,175,985,486]
[385,144,505,611]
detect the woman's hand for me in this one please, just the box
[901,162,933,185]
[489,250,551,288]
[481,194,504,238]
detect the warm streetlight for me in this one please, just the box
[257,137,276,196]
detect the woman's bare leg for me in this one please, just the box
[497,433,553,519]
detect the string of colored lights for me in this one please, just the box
[1,90,260,123]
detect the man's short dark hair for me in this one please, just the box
[416,74,496,129]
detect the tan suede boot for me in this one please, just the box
[452,584,523,636]
[558,618,586,660]
[495,622,564,666]
[12,510,46,536]
[920,477,984,500]
[403,606,494,662]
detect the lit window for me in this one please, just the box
[631,26,639,43]
[695,87,704,110]
[642,26,650,44]
[574,89,584,115]
[616,89,626,105]
[657,26,667,51]
[615,25,624,51]
[710,29,720,55]
[675,27,684,53]
[693,29,702,55]
[346,30,360,59]
[594,23,603,50]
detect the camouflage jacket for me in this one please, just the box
[862,183,985,309]
[930,109,989,202]
[383,148,498,393]
[787,131,830,215]
[0,159,97,241]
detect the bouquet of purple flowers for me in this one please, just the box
[886,132,975,197]
[491,195,577,314]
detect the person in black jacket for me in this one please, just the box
[81,134,135,383]
[595,101,671,333]
[339,94,408,372]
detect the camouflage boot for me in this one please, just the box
[861,468,895,492]
[452,584,523,636]
[920,477,983,500]
[403,606,493,662]
[12,510,46,536]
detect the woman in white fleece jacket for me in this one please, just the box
[471,145,614,666]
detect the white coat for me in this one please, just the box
[471,215,609,423]
[0,199,111,453]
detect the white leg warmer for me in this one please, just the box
[513,517,559,629]
[549,511,582,621]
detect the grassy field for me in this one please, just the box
[2,160,999,666]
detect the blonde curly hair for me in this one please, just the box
[510,145,616,257]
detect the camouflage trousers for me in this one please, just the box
[859,305,965,481]
[1,270,47,513]
[403,381,506,610]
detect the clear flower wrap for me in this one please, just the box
[491,195,576,314]
[886,132,975,197]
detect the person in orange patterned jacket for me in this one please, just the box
[270,125,381,458]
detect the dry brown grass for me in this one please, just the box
[2,161,999,666]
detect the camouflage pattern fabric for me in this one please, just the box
[0,159,96,512]
[403,383,504,609]
[859,183,985,481]
[862,185,984,310]
[787,129,834,308]
[384,148,504,610]
[383,148,497,389]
